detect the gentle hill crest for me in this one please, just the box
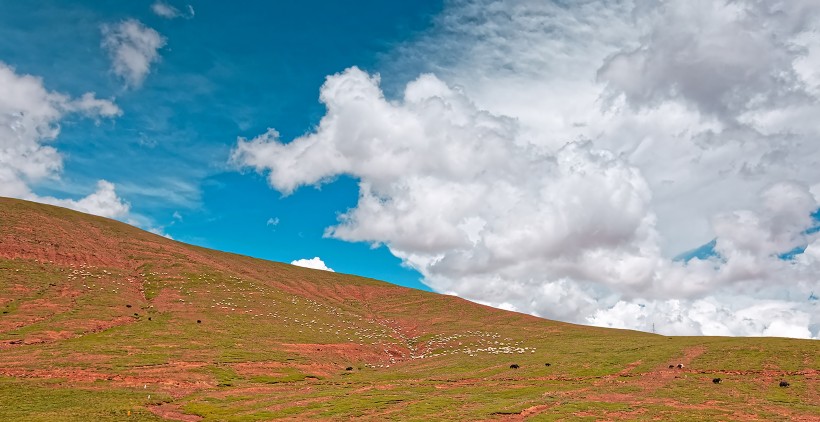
[0,197,817,421]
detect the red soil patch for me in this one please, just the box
[21,330,76,344]
[0,359,214,398]
[280,343,388,367]
[231,361,293,377]
[150,288,189,313]
[571,407,649,420]
[117,361,214,395]
[64,316,137,335]
[264,396,333,413]
[147,403,203,422]
[206,385,312,400]
[615,345,707,393]
[231,354,341,379]
[0,221,132,270]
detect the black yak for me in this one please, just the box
[712,378,722,384]
[779,381,790,387]
[510,364,519,369]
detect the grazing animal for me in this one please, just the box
[668,365,674,369]
[148,317,152,321]
[712,378,722,384]
[779,381,790,387]
[126,304,132,308]
[197,320,202,324]
[345,367,353,371]
[544,363,551,367]
[510,364,519,369]
[677,363,684,369]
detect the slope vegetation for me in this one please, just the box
[0,197,817,421]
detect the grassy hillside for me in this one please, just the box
[0,197,817,421]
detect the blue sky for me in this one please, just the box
[2,0,819,338]
[0,0,442,290]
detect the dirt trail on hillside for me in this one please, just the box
[147,403,203,422]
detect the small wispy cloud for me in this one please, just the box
[266,217,280,227]
[151,1,195,20]
[101,19,166,88]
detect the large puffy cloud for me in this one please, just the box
[392,0,820,254]
[0,62,129,219]
[592,182,820,336]
[234,0,820,338]
[233,68,656,323]
[593,1,820,254]
[598,0,820,121]
[101,19,166,88]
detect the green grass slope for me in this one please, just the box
[0,197,817,421]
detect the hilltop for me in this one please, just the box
[0,197,817,421]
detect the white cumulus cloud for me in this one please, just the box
[101,19,166,88]
[0,61,129,219]
[50,180,131,219]
[291,257,334,272]
[234,0,820,339]
[233,67,660,322]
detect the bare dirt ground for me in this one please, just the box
[148,403,203,422]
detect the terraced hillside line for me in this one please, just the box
[148,403,202,422]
